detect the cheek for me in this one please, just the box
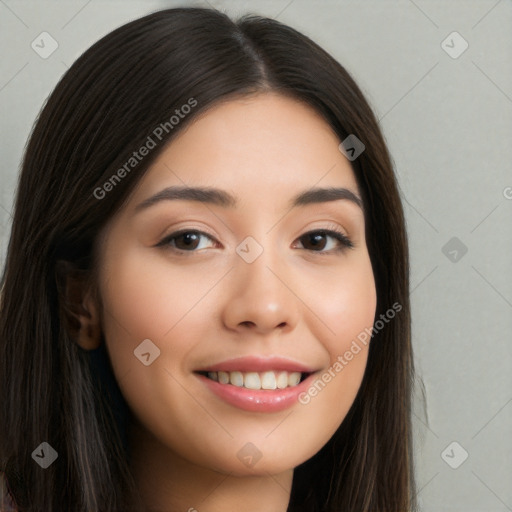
[97,246,223,417]
[99,247,224,349]
[97,248,229,464]
[293,255,376,440]
[303,253,377,354]
[97,242,235,361]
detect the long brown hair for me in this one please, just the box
[0,7,416,511]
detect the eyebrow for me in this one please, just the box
[134,185,363,212]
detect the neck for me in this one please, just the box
[127,418,293,512]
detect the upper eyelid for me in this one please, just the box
[161,225,349,239]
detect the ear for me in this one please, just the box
[74,286,102,350]
[57,262,102,350]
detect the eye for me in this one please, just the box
[156,225,354,255]
[156,229,217,253]
[294,227,354,254]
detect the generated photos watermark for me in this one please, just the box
[93,97,198,200]
[298,301,402,405]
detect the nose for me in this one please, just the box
[221,247,300,336]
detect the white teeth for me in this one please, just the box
[244,372,261,390]
[276,371,288,389]
[288,372,301,387]
[230,371,244,387]
[204,370,305,390]
[218,371,229,384]
[261,371,277,390]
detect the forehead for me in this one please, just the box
[132,92,359,206]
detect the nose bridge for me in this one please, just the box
[223,232,299,333]
[236,233,285,302]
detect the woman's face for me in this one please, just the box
[95,92,376,476]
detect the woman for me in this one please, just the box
[0,7,416,511]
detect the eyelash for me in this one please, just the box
[156,224,354,256]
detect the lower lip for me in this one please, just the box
[195,372,317,413]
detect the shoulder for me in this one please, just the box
[0,471,17,512]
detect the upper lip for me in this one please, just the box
[195,356,317,373]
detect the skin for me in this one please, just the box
[78,92,377,512]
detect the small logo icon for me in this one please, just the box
[441,441,468,469]
[134,339,161,366]
[32,442,58,469]
[237,442,263,468]
[236,236,264,263]
[442,237,468,263]
[31,32,59,59]
[441,31,468,59]
[339,134,365,161]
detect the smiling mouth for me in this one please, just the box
[196,370,311,390]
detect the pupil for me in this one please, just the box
[307,233,325,250]
[180,232,198,249]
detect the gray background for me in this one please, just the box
[1,1,511,510]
